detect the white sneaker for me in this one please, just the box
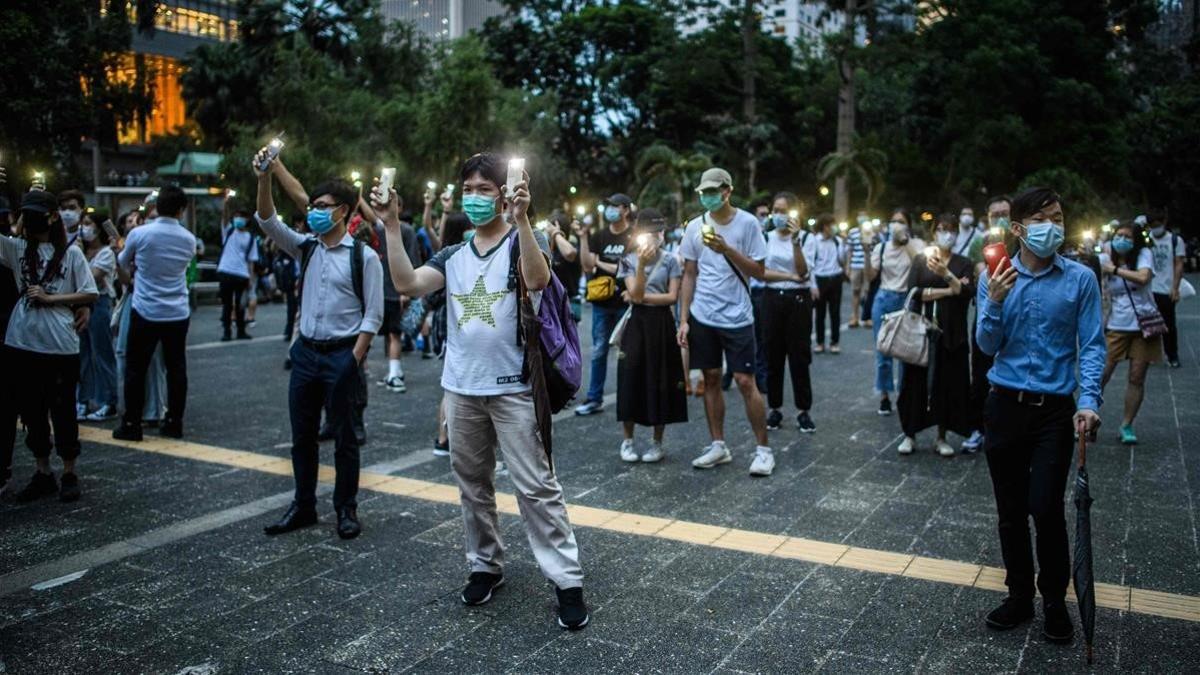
[619,439,639,463]
[961,430,984,452]
[86,405,117,421]
[692,442,732,469]
[385,375,407,393]
[749,447,775,476]
[641,442,664,463]
[898,437,915,455]
[76,403,88,421]
[936,440,956,457]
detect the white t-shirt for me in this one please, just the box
[808,233,845,277]
[679,208,768,328]
[765,231,804,290]
[424,229,549,396]
[871,239,926,293]
[90,246,117,298]
[217,227,259,279]
[1106,247,1156,332]
[0,238,98,354]
[118,217,196,322]
[1149,230,1186,295]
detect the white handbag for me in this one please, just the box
[876,287,937,367]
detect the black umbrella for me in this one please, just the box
[1072,434,1096,665]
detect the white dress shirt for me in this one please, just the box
[255,211,383,340]
[118,217,196,322]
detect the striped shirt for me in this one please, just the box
[848,228,865,269]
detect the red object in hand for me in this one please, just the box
[984,242,1010,277]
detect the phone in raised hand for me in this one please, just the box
[255,133,285,172]
[506,158,525,198]
[984,242,1010,277]
[378,167,396,202]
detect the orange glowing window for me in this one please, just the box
[109,54,189,145]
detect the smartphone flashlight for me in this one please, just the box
[575,205,587,217]
[227,188,237,198]
[839,222,849,233]
[426,181,437,191]
[923,246,938,259]
[636,233,650,247]
[506,158,524,196]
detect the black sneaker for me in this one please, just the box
[15,471,58,503]
[160,419,183,439]
[877,397,892,416]
[797,411,816,433]
[112,422,143,441]
[461,572,504,606]
[766,409,783,430]
[1169,359,1181,368]
[555,586,589,630]
[59,472,81,503]
[1042,600,1074,644]
[985,597,1035,631]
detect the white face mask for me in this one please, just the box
[936,231,956,249]
[960,215,975,228]
[80,225,97,242]
[59,208,81,229]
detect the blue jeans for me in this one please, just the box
[79,295,118,409]
[871,289,907,394]
[586,304,626,403]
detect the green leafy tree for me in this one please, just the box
[634,144,713,221]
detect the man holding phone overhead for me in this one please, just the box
[975,186,1104,645]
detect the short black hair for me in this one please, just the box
[156,185,188,217]
[1010,187,1061,222]
[938,212,958,226]
[58,189,86,208]
[309,179,357,209]
[815,213,836,230]
[1147,207,1167,226]
[985,194,1012,211]
[459,152,505,191]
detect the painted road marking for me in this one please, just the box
[48,425,1200,624]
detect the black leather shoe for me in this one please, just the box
[1042,600,1074,644]
[263,503,318,535]
[985,597,1035,630]
[160,419,183,439]
[336,506,361,539]
[112,422,143,442]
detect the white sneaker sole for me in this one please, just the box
[461,578,505,606]
[558,613,590,630]
[641,453,664,464]
[620,454,640,463]
[749,466,774,477]
[692,454,732,469]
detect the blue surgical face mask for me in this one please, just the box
[306,206,339,235]
[770,213,789,230]
[462,194,499,226]
[936,231,956,249]
[1111,235,1134,254]
[603,206,621,223]
[699,192,724,213]
[1021,221,1065,258]
[232,216,248,229]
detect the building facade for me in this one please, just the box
[380,0,506,40]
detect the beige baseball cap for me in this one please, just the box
[695,167,732,192]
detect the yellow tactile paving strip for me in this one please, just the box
[79,426,1200,624]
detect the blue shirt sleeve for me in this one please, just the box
[1075,270,1105,412]
[975,271,1003,356]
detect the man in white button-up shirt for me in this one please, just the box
[253,154,383,541]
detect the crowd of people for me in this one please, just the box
[0,151,1191,638]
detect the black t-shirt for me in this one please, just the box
[589,226,633,308]
[551,232,582,299]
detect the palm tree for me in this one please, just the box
[634,144,713,222]
[817,141,887,212]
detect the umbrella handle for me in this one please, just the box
[1077,433,1087,469]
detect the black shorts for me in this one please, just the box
[688,318,756,373]
[382,299,404,336]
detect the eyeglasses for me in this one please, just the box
[309,201,340,210]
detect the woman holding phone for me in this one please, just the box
[763,194,818,432]
[78,216,120,421]
[896,214,973,456]
[866,208,924,416]
[1099,221,1158,445]
[615,208,687,463]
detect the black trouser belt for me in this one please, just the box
[764,287,809,296]
[300,336,357,353]
[990,385,1073,407]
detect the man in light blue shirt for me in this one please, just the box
[975,186,1104,645]
[113,186,197,442]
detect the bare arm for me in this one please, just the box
[677,260,698,347]
[510,178,550,291]
[792,236,809,279]
[373,188,445,297]
[271,160,309,215]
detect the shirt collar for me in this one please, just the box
[1011,251,1065,277]
[319,233,355,250]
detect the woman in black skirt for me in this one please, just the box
[616,208,687,463]
[897,213,974,457]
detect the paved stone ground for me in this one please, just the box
[1,278,1199,674]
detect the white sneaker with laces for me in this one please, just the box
[961,430,984,452]
[619,439,639,463]
[898,437,915,455]
[936,440,956,457]
[85,405,117,421]
[641,442,664,463]
[692,442,732,469]
[749,447,775,476]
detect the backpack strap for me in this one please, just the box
[296,239,319,311]
[508,232,524,347]
[351,238,365,314]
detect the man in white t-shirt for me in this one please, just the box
[216,196,259,341]
[374,153,588,631]
[677,167,775,476]
[112,186,197,442]
[1147,210,1186,367]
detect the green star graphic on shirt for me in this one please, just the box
[452,275,508,329]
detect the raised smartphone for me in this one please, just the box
[256,133,285,172]
[984,242,1010,277]
[378,167,396,200]
[506,158,525,196]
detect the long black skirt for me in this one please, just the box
[898,341,971,438]
[616,305,689,427]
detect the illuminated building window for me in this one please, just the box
[102,2,239,42]
[110,54,189,145]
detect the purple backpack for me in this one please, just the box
[508,234,582,413]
